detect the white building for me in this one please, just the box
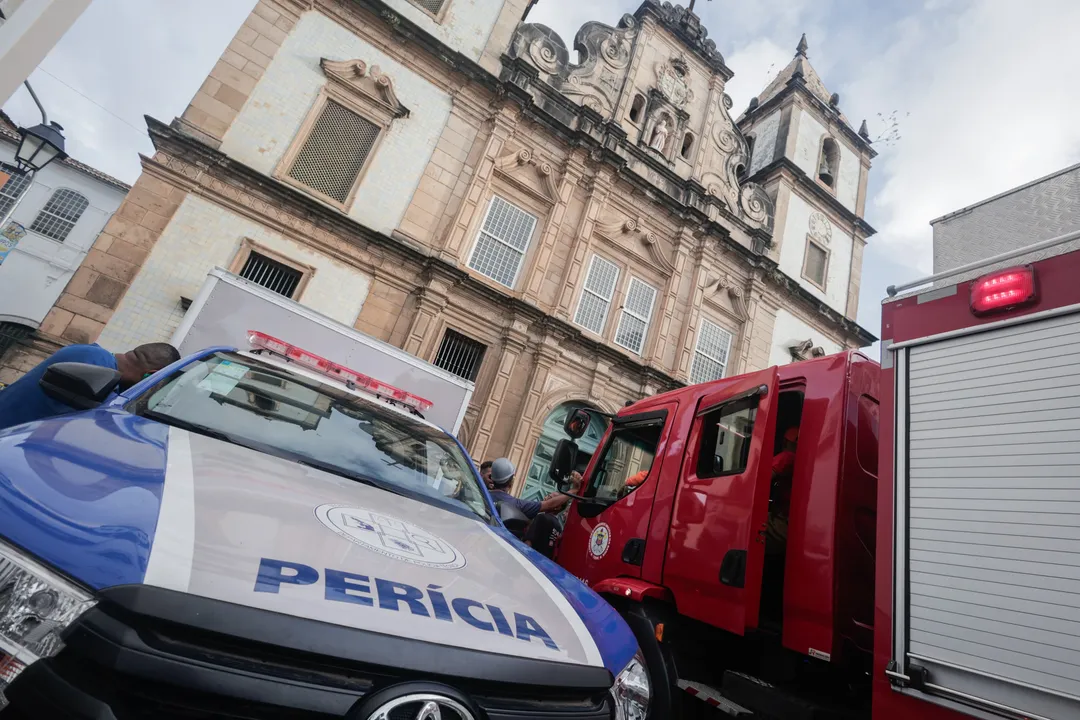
[0,0,92,105]
[0,110,128,358]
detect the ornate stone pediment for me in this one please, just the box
[789,338,827,361]
[493,146,560,203]
[320,58,408,119]
[704,274,749,321]
[507,15,638,119]
[595,216,676,274]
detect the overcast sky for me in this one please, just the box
[6,0,1079,345]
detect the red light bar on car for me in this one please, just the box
[970,265,1037,315]
[246,331,434,413]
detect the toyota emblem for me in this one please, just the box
[366,692,476,720]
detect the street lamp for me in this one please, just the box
[14,121,66,174]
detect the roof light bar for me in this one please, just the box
[969,265,1037,316]
[246,331,434,413]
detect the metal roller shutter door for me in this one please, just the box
[906,309,1080,719]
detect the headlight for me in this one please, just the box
[0,540,96,708]
[610,652,650,720]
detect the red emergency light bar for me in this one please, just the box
[246,331,434,414]
[969,265,1037,316]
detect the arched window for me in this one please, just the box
[629,94,646,123]
[817,137,840,189]
[681,132,695,159]
[30,189,89,242]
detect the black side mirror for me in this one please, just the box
[497,501,530,539]
[39,362,121,410]
[549,439,578,488]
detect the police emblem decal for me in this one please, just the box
[316,504,467,569]
[588,523,611,560]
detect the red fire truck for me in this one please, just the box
[548,231,1080,719]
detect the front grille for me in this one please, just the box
[6,604,612,720]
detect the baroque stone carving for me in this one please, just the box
[655,56,694,108]
[595,216,676,274]
[507,15,638,118]
[493,146,561,203]
[650,1,725,71]
[320,58,409,118]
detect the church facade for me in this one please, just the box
[17,0,876,500]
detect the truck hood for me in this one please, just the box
[0,412,631,671]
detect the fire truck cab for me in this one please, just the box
[554,350,880,717]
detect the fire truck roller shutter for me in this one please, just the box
[903,308,1080,719]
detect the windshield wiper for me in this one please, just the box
[143,412,240,444]
[290,456,406,497]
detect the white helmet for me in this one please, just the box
[490,458,515,487]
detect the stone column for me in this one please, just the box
[507,333,563,490]
[440,104,521,263]
[735,271,768,374]
[402,275,451,358]
[555,168,612,320]
[523,151,587,306]
[674,242,712,381]
[648,226,693,372]
[469,319,530,463]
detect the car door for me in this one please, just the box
[559,406,674,587]
[662,368,779,634]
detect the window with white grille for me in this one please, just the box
[0,163,31,221]
[574,255,620,335]
[287,100,380,204]
[614,277,657,354]
[433,329,485,382]
[468,196,537,288]
[29,189,89,242]
[690,319,733,384]
[803,239,829,289]
[238,251,304,298]
[409,0,445,13]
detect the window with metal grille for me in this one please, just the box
[0,163,32,221]
[574,255,620,335]
[803,240,829,289]
[288,100,380,204]
[614,277,657,354]
[468,196,537,288]
[238,251,303,298]
[29,188,89,242]
[409,0,445,13]
[690,319,733,385]
[433,329,486,382]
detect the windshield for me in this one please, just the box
[130,351,490,521]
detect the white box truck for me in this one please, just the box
[171,268,474,433]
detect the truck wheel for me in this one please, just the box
[622,605,681,720]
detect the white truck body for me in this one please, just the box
[170,268,474,433]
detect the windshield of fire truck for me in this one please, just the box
[129,351,491,522]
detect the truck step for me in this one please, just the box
[678,680,753,716]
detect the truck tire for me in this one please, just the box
[622,604,682,720]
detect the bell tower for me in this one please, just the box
[737,35,876,325]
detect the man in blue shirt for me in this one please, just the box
[487,458,568,519]
[0,342,180,429]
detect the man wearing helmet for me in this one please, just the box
[487,457,569,519]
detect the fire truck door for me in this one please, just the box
[663,367,779,634]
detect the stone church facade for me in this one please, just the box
[8,0,875,500]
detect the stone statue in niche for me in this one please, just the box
[649,116,672,152]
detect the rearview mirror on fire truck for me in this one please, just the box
[563,408,593,439]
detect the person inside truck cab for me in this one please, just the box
[0,342,181,429]
[766,426,799,552]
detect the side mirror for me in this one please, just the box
[549,438,578,488]
[563,408,592,440]
[39,362,121,410]
[497,501,529,539]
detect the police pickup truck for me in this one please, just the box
[0,332,648,720]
